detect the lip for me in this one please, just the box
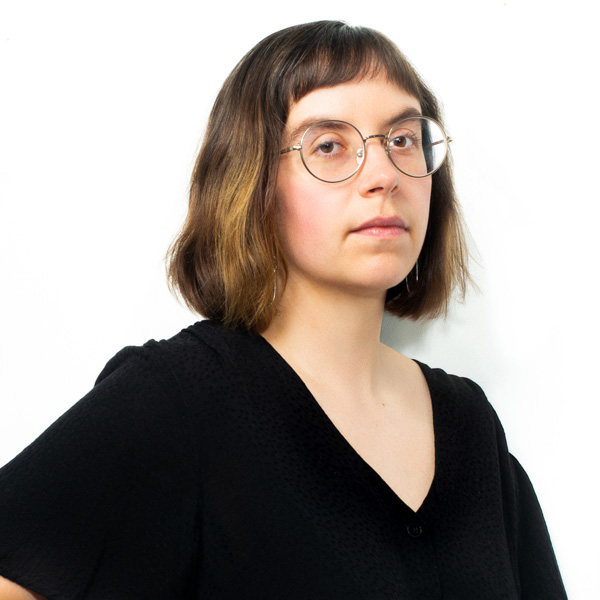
[351,216,408,237]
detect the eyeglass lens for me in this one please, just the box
[300,117,447,182]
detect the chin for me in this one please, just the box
[357,266,410,291]
[346,275,407,298]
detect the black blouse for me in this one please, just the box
[0,320,567,599]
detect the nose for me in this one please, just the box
[357,135,401,197]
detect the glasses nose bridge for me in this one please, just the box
[363,133,388,147]
[359,133,390,163]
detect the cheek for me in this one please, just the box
[277,199,328,272]
[275,175,333,260]
[413,178,432,244]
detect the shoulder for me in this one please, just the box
[93,319,273,418]
[95,320,235,396]
[96,320,219,382]
[416,360,509,448]
[416,360,493,412]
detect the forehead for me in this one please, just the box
[285,76,422,138]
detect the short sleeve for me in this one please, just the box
[0,345,201,600]
[509,455,568,599]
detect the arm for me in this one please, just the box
[0,344,201,598]
[0,576,46,600]
[510,456,567,598]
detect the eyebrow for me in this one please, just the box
[286,106,424,143]
[382,107,424,130]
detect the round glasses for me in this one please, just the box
[280,116,451,183]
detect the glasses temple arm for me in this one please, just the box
[280,145,301,154]
[423,137,452,149]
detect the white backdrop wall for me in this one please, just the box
[1,1,597,595]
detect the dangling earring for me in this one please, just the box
[272,258,278,302]
[405,259,419,293]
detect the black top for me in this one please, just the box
[0,320,566,599]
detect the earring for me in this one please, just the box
[272,259,278,302]
[404,260,419,293]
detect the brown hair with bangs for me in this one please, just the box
[167,20,470,333]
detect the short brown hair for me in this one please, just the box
[167,21,470,333]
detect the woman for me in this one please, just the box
[0,21,566,599]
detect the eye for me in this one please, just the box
[388,119,424,153]
[309,134,347,158]
[316,140,341,155]
[389,133,417,149]
[301,121,361,174]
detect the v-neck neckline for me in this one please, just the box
[255,333,440,516]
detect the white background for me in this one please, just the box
[1,0,598,596]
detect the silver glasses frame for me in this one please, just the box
[280,116,452,183]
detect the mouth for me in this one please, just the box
[351,216,408,238]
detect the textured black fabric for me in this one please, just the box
[0,320,567,599]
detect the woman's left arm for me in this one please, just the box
[509,455,568,599]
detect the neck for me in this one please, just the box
[261,278,388,400]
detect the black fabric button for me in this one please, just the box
[406,522,423,538]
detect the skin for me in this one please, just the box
[262,75,435,512]
[0,577,46,600]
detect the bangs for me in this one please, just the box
[265,23,424,119]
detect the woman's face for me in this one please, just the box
[276,75,432,301]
